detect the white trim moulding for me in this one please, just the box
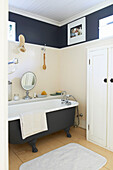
[60,0,113,26]
[9,7,61,26]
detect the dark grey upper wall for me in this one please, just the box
[9,5,113,48]
[9,12,60,48]
[59,5,113,48]
[86,4,113,42]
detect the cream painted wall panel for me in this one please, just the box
[59,45,87,125]
[8,42,60,99]
[0,0,8,169]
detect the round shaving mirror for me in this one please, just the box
[21,72,37,99]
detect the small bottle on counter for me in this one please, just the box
[33,93,37,98]
[8,81,12,101]
[13,94,20,101]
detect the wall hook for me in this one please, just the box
[41,44,46,52]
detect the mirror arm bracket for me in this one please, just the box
[23,90,32,100]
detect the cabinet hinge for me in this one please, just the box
[89,59,90,65]
[88,124,90,130]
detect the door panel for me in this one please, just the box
[108,47,113,150]
[88,48,107,146]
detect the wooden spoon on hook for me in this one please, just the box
[43,53,46,70]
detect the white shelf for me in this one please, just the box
[8,95,62,105]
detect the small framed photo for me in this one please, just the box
[68,17,86,45]
[8,21,16,41]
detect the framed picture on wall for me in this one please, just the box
[8,21,16,41]
[67,17,86,45]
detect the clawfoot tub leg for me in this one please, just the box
[65,128,71,138]
[28,139,38,153]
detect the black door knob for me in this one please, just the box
[104,78,107,83]
[110,78,113,83]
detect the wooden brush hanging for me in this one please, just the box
[42,45,46,70]
[43,52,46,70]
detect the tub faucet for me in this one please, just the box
[61,92,71,105]
[61,91,67,102]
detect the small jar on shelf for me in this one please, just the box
[13,94,20,101]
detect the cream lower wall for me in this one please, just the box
[9,37,113,129]
[8,42,60,99]
[59,44,87,128]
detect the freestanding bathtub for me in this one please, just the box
[8,99,78,152]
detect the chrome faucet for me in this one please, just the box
[61,91,66,103]
[61,92,71,105]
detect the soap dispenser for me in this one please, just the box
[8,81,12,101]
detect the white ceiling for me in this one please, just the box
[9,0,112,25]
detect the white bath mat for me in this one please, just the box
[19,143,107,170]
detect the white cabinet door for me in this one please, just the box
[88,48,107,147]
[108,47,113,151]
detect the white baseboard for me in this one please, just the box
[79,119,86,129]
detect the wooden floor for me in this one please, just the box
[9,127,113,170]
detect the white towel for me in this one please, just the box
[19,110,48,139]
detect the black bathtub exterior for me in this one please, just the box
[9,107,75,152]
